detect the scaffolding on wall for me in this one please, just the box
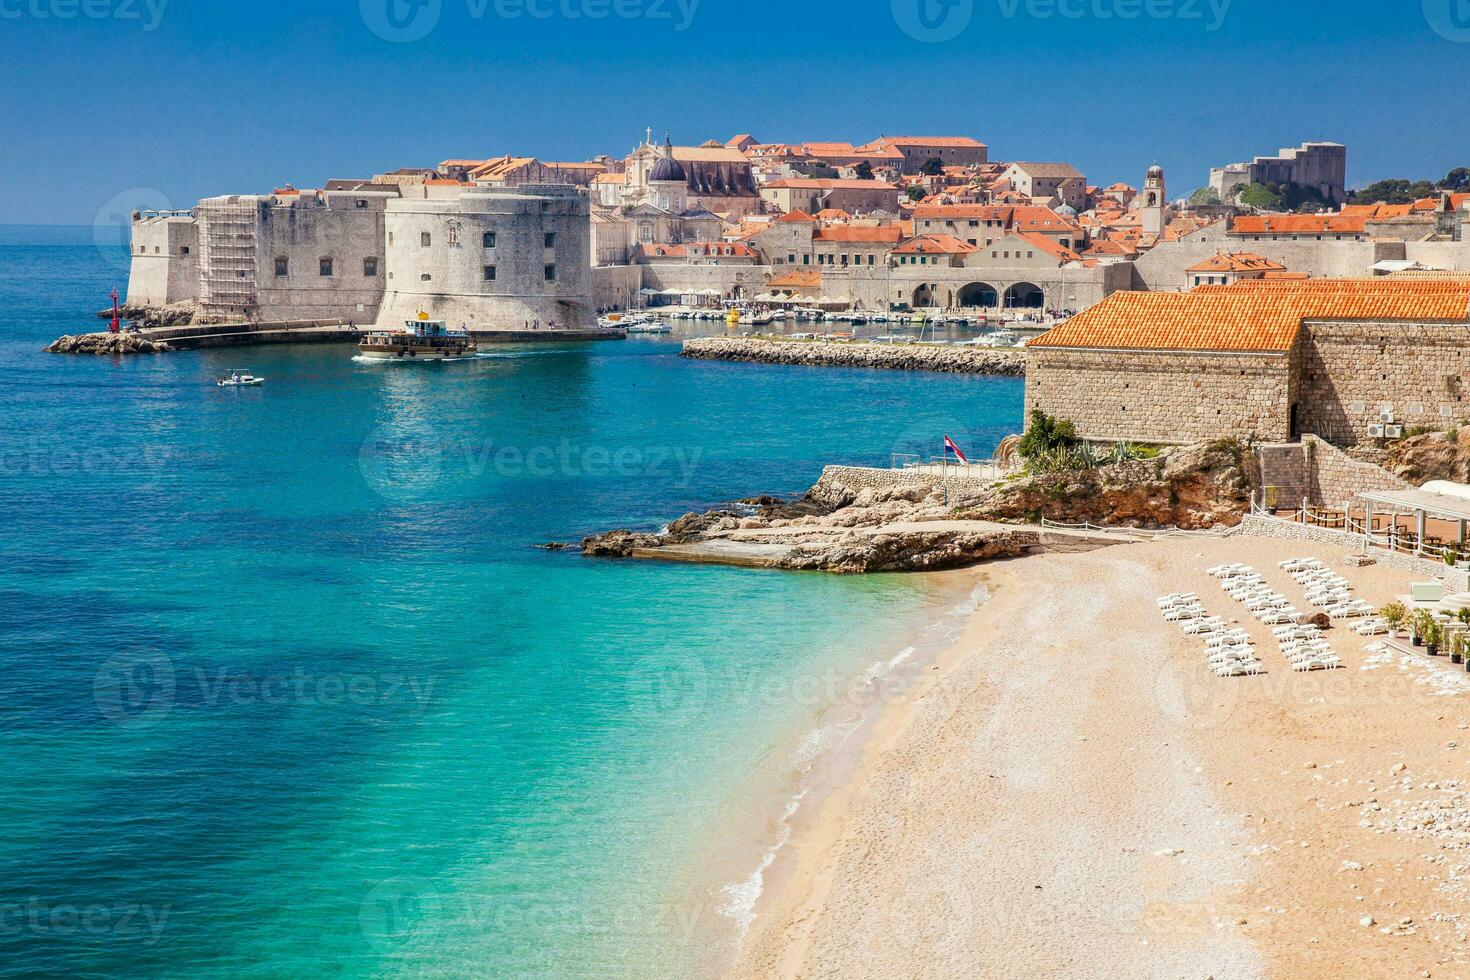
[198,199,260,319]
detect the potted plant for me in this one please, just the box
[1382,602,1407,639]
[1427,622,1443,658]
[1453,635,1465,666]
[1410,609,1436,648]
[1448,547,1461,568]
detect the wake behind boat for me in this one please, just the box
[358,315,479,361]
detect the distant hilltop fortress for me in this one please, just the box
[125,131,1470,332]
[1210,141,1348,206]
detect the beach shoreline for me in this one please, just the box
[727,535,1470,979]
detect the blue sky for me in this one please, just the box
[2,0,1467,224]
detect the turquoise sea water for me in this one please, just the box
[0,226,1024,978]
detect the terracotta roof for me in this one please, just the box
[670,146,750,164]
[769,270,822,288]
[861,136,987,150]
[812,226,904,243]
[636,242,757,259]
[762,178,900,191]
[814,208,852,220]
[1014,232,1081,262]
[892,234,977,255]
[1263,270,1311,280]
[1029,281,1470,354]
[1006,162,1085,179]
[778,210,817,223]
[1186,252,1287,274]
[1230,214,1367,235]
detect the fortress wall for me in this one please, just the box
[126,215,198,307]
[376,185,595,329]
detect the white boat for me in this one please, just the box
[625,320,672,334]
[217,369,264,387]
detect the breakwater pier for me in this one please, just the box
[680,336,1026,375]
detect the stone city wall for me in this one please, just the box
[126,215,198,307]
[1296,319,1470,446]
[1024,347,1297,444]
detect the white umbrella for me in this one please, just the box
[638,287,658,296]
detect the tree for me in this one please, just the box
[1349,177,1441,205]
[1238,183,1284,210]
[1441,168,1470,193]
[1188,187,1221,206]
[1016,409,1078,460]
[854,161,874,181]
[919,157,945,176]
[905,185,926,202]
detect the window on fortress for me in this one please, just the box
[545,265,556,281]
[545,233,556,248]
[421,232,432,247]
[180,246,190,256]
[363,258,378,277]
[320,258,333,277]
[484,232,497,248]
[484,265,497,282]
[275,258,288,277]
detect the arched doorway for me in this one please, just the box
[1004,282,1045,309]
[912,283,937,307]
[957,282,1000,308]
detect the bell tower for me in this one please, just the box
[1142,165,1167,238]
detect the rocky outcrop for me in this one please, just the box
[46,332,174,355]
[1378,429,1470,485]
[98,302,197,329]
[953,440,1254,530]
[776,527,1039,574]
[681,337,1025,376]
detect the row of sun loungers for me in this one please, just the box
[1282,559,1373,619]
[1158,591,1262,677]
[1213,564,1342,672]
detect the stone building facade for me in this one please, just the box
[1025,348,1298,444]
[1209,141,1348,204]
[1024,280,1470,448]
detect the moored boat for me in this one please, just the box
[358,315,478,360]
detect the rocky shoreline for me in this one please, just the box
[577,440,1253,573]
[680,336,1026,375]
[45,332,174,355]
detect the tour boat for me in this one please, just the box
[358,315,478,360]
[624,320,672,334]
[217,369,264,387]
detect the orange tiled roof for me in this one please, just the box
[1013,232,1081,262]
[1186,252,1287,274]
[813,226,904,243]
[769,269,822,288]
[892,234,976,255]
[1230,214,1367,235]
[778,210,817,223]
[1028,280,1470,354]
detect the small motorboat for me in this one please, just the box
[217,369,264,387]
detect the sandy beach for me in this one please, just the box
[733,534,1470,979]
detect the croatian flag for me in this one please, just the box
[944,435,968,465]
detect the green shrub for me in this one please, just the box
[1016,409,1078,460]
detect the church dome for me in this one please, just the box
[1147,165,1164,179]
[1056,204,1078,219]
[650,154,686,182]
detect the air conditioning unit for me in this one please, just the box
[1367,424,1386,439]
[1379,408,1396,423]
[1385,425,1404,439]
